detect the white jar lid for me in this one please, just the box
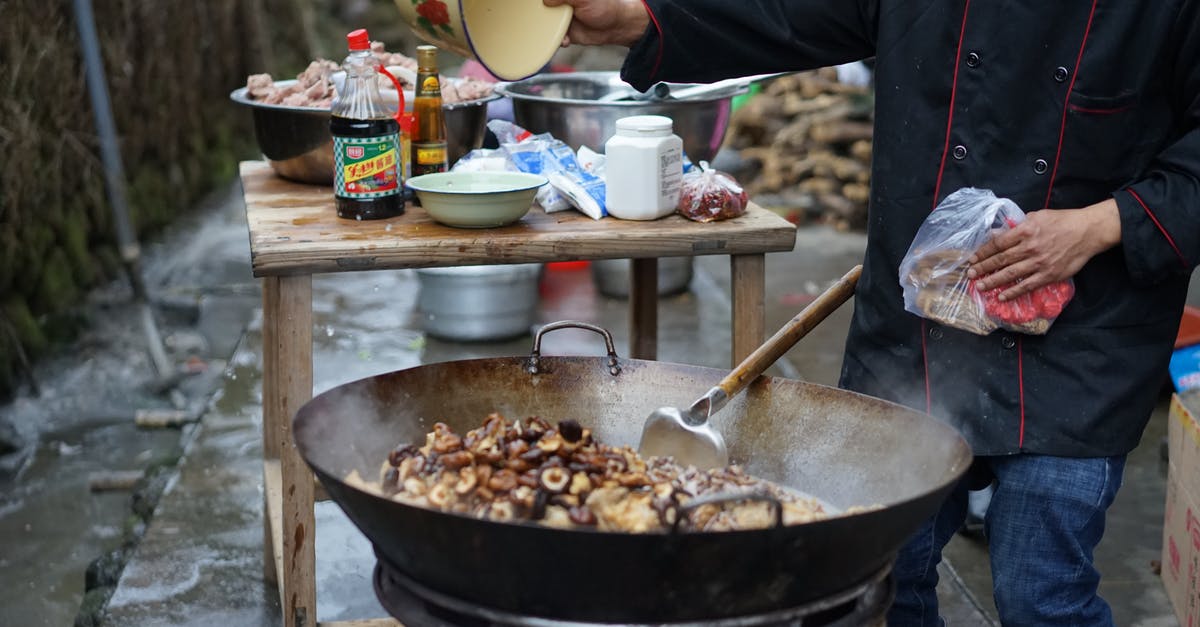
[615,115,674,134]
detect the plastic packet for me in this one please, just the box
[899,188,1075,336]
[486,120,608,218]
[450,148,512,173]
[676,161,749,222]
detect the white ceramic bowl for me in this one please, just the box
[406,171,547,228]
[393,0,571,80]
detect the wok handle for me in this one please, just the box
[670,491,784,533]
[527,320,621,376]
[693,265,862,419]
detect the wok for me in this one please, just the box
[293,322,971,623]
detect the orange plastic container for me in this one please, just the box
[1177,305,1200,349]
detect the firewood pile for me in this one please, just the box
[723,68,874,230]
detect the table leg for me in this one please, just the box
[730,254,766,366]
[262,275,314,627]
[629,258,659,360]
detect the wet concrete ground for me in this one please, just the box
[0,184,259,627]
[3,176,1191,625]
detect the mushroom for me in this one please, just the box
[506,458,535,473]
[474,464,493,486]
[550,494,580,508]
[506,438,531,458]
[519,446,546,463]
[568,471,592,496]
[539,466,570,493]
[537,434,563,453]
[440,450,473,470]
[483,413,506,436]
[487,500,516,522]
[397,455,426,481]
[511,485,536,509]
[427,483,453,508]
[454,467,477,495]
[516,469,540,487]
[488,468,519,492]
[568,506,598,526]
[387,444,420,467]
[433,432,463,454]
[558,419,584,443]
[383,466,400,488]
[403,477,427,497]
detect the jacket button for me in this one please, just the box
[953,145,968,160]
[966,51,981,68]
[1001,336,1016,349]
[929,327,944,340]
[1033,158,1049,174]
[1054,66,1070,82]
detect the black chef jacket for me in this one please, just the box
[622,0,1200,456]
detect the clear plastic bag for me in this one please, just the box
[899,188,1075,336]
[486,120,607,219]
[676,162,748,222]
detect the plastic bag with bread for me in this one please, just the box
[899,188,1074,336]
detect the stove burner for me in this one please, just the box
[372,557,892,627]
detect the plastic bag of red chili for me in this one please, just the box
[899,188,1075,336]
[676,162,749,223]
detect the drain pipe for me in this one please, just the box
[73,0,173,380]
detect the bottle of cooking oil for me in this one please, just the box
[411,45,449,176]
[330,28,403,220]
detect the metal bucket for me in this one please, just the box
[415,264,542,341]
[592,257,694,298]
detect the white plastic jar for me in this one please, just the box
[604,115,684,220]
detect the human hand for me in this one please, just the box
[967,198,1122,301]
[542,0,650,47]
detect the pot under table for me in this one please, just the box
[238,160,798,627]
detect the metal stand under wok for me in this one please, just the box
[239,161,798,627]
[372,550,893,627]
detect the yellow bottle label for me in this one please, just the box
[413,141,448,176]
[421,76,440,93]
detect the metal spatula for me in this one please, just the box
[638,265,863,469]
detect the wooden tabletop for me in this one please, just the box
[240,161,797,277]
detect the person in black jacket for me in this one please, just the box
[544,0,1200,625]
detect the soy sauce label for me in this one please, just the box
[412,141,448,176]
[334,134,400,197]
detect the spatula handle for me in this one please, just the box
[707,265,862,413]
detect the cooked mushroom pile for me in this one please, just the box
[348,413,838,533]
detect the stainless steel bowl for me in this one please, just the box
[415,264,543,341]
[229,80,501,185]
[495,71,739,163]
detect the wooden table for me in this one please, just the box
[240,160,796,627]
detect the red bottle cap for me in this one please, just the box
[347,29,370,51]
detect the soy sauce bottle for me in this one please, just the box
[330,29,403,220]
[411,45,449,176]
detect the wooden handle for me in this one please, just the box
[715,265,862,400]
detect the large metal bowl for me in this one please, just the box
[229,80,500,185]
[495,71,739,163]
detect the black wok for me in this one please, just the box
[293,323,971,622]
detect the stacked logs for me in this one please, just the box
[723,67,874,230]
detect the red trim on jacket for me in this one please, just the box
[1017,337,1026,448]
[923,0,973,416]
[1067,103,1135,116]
[930,0,973,206]
[1127,187,1190,268]
[922,320,932,414]
[1043,0,1101,208]
[640,0,664,82]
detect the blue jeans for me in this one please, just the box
[888,454,1126,626]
